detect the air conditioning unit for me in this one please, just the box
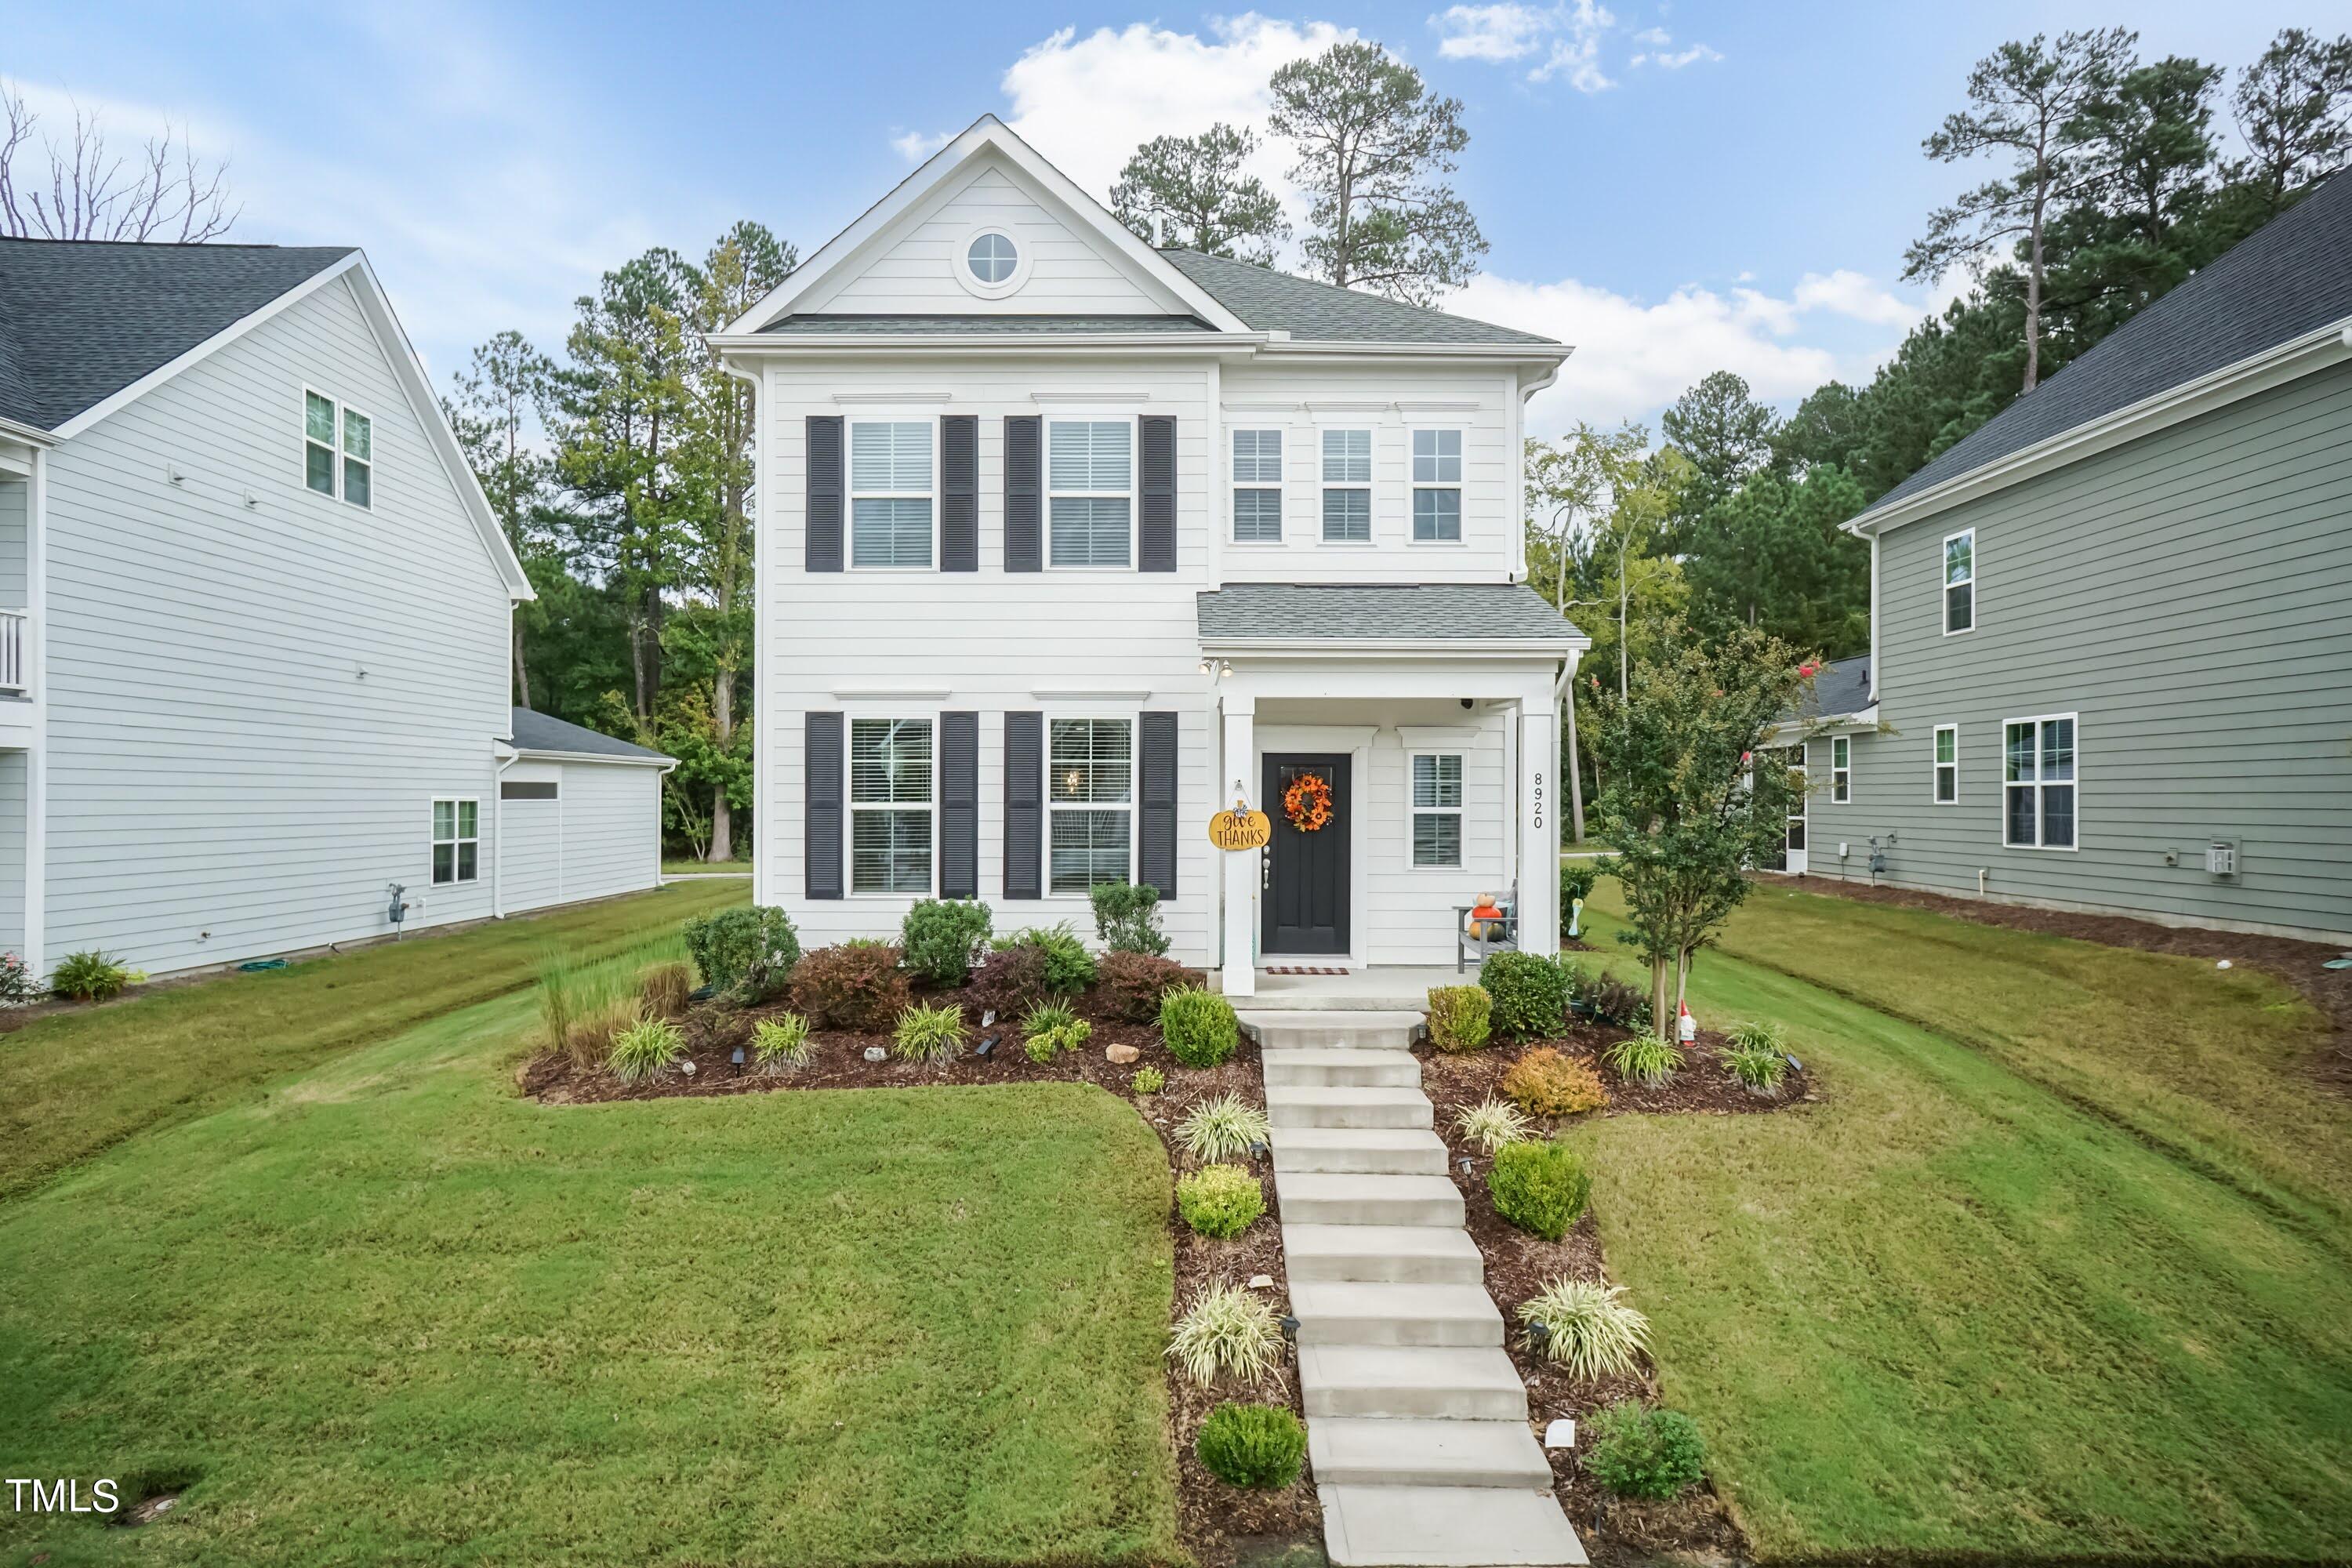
[2205,842,2237,878]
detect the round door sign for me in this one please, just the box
[1208,808,1272,851]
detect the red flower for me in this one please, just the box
[1798,662,1820,677]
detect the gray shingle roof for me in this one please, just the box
[759,313,1218,335]
[1197,583,1583,644]
[506,708,672,763]
[0,238,356,432]
[1159,249,1562,348]
[1805,654,1874,720]
[1865,172,2352,518]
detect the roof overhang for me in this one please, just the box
[0,414,57,448]
[1198,635,1589,661]
[511,745,677,769]
[1849,317,2352,538]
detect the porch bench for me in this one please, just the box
[1454,891,1519,974]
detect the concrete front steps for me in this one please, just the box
[1261,1014,1586,1567]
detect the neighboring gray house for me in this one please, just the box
[1795,173,2351,942]
[0,238,671,980]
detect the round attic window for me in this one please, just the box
[966,230,1018,284]
[954,223,1030,299]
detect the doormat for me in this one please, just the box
[1266,966,1350,976]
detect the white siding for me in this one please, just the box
[557,763,661,904]
[0,476,26,613]
[39,274,514,975]
[498,760,564,913]
[0,749,24,956]
[1361,710,1512,965]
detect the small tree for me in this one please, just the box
[1588,624,1810,1037]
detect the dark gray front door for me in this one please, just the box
[1263,754,1350,956]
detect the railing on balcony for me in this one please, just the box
[0,609,26,694]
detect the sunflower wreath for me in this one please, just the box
[1283,771,1335,833]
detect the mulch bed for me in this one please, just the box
[1782,873,2352,1094]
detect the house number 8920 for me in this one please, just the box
[1532,771,1544,832]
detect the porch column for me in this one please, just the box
[1518,700,1559,957]
[1219,694,1257,997]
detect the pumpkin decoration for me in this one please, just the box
[1283,771,1335,833]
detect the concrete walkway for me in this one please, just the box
[1244,1011,1587,1568]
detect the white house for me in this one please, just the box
[716,118,1585,994]
[0,238,671,980]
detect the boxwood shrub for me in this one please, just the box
[1160,985,1240,1069]
[899,898,992,986]
[1196,1402,1307,1489]
[1479,951,1570,1040]
[1487,1138,1593,1241]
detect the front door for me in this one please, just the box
[1784,749,1809,874]
[1263,754,1350,956]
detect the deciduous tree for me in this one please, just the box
[0,83,235,241]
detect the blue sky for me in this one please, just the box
[9,2,2325,436]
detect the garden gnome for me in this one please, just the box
[1568,896,1584,938]
[1678,1001,1697,1046]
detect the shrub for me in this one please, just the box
[1724,1018,1784,1053]
[893,1002,967,1063]
[1020,1001,1091,1063]
[0,952,31,1006]
[1424,985,1492,1054]
[1603,1033,1684,1087]
[1131,1066,1166,1094]
[1582,1401,1707,1501]
[1167,1283,1284,1385]
[640,960,694,1018]
[1177,1092,1269,1162]
[1090,880,1171,956]
[1516,1278,1650,1381]
[1585,976,1645,1028]
[1161,985,1240,1068]
[752,1014,813,1072]
[1488,1140,1592,1241]
[1097,951,1204,1022]
[1559,860,1599,919]
[1479,951,1570,1040]
[789,942,910,1032]
[51,950,135,1003]
[968,944,1051,1025]
[607,1015,685,1083]
[1454,1096,1534,1154]
[900,898,993,986]
[1501,1047,1609,1117]
[1722,1042,1787,1094]
[1196,1403,1306,1489]
[681,906,801,999]
[1178,1164,1266,1240]
[1005,923,1097,994]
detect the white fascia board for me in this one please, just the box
[1256,343,1570,365]
[1199,636,1592,659]
[1846,318,2352,539]
[710,332,1260,356]
[720,116,1253,337]
[512,746,676,768]
[0,416,57,448]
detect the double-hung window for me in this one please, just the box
[1322,428,1372,542]
[849,421,935,568]
[1232,429,1283,543]
[1933,725,1958,804]
[850,718,934,892]
[431,799,478,884]
[2002,714,2076,848]
[304,388,372,509]
[1830,735,1852,804]
[1048,419,1134,567]
[1410,753,1463,867]
[1410,430,1461,542]
[1944,528,1975,634]
[1048,717,1132,894]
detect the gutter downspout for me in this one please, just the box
[717,354,768,908]
[492,743,519,918]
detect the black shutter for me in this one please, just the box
[1139,710,1178,898]
[941,416,978,572]
[1004,416,1041,572]
[1138,415,1175,572]
[804,712,844,898]
[806,416,844,572]
[940,711,979,898]
[1004,710,1043,898]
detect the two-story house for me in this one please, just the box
[0,238,672,981]
[715,118,1586,996]
[1790,172,2351,944]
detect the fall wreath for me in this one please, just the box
[1283,771,1335,833]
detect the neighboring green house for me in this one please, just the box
[1791,172,2351,944]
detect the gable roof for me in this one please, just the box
[1859,172,2352,528]
[1160,249,1559,348]
[506,708,673,764]
[1197,583,1584,646]
[0,239,354,433]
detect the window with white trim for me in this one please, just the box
[967,230,1018,284]
[305,388,372,509]
[1322,428,1372,542]
[1232,429,1283,543]
[850,718,934,892]
[1047,419,1134,567]
[848,421,934,568]
[1410,429,1461,542]
[1048,717,1132,894]
[1944,528,1975,633]
[1830,735,1851,804]
[1933,725,1958,804]
[1410,753,1463,867]
[2003,714,2075,848]
[431,799,478,884]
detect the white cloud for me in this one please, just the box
[891,128,954,162]
[1791,269,1916,328]
[1648,43,1724,69]
[1530,33,1613,91]
[1631,25,1671,45]
[1431,4,1555,62]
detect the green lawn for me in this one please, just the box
[0,881,746,1206]
[0,990,1181,1566]
[664,856,753,876]
[1575,883,2352,1562]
